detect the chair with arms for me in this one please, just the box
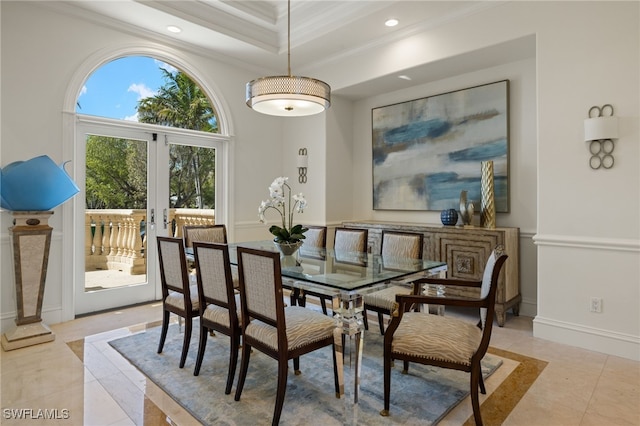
[380,248,508,426]
[156,236,200,368]
[362,230,424,334]
[192,242,241,395]
[234,247,340,426]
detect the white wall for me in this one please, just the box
[530,2,639,361]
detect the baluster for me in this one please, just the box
[108,219,117,257]
[115,220,124,261]
[86,215,95,257]
[97,218,105,255]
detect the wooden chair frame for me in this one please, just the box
[380,252,508,426]
[192,242,241,395]
[156,236,199,368]
[234,247,340,426]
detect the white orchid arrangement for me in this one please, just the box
[258,177,308,244]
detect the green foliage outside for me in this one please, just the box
[85,66,218,209]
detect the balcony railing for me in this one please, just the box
[85,208,215,275]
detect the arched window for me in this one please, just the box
[72,54,231,315]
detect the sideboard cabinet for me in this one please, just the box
[343,221,520,326]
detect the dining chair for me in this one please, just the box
[234,246,340,426]
[333,227,368,253]
[379,248,508,426]
[183,224,239,288]
[301,225,327,250]
[183,224,227,247]
[192,242,241,395]
[289,225,333,313]
[156,236,200,368]
[362,230,424,334]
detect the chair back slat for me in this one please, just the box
[237,247,283,326]
[193,242,234,309]
[381,230,423,259]
[184,224,227,248]
[334,227,368,252]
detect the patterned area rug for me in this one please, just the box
[109,321,502,425]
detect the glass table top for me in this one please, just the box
[227,240,447,293]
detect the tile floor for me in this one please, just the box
[1,302,638,425]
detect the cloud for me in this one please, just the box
[79,85,88,97]
[124,113,139,122]
[128,83,155,100]
[155,59,178,74]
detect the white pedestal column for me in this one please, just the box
[2,211,55,351]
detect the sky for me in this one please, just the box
[76,56,178,121]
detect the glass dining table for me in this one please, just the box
[188,240,447,421]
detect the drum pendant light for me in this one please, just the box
[246,0,331,116]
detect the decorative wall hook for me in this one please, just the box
[297,148,308,183]
[584,104,618,170]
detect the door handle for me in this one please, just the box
[163,208,168,229]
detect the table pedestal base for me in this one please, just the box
[332,291,365,425]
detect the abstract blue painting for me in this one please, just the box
[372,80,509,212]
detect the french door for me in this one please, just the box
[74,116,221,315]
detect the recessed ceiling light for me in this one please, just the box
[398,75,412,81]
[385,19,399,27]
[167,25,182,33]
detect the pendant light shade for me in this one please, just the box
[246,75,330,116]
[246,0,331,116]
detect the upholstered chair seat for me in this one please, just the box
[166,286,199,311]
[201,293,241,329]
[244,306,335,351]
[391,312,482,365]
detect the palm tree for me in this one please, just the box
[137,69,218,132]
[137,68,217,208]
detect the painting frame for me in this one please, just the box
[372,80,510,212]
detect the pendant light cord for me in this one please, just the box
[287,0,291,77]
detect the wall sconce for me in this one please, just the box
[297,148,308,183]
[584,104,618,169]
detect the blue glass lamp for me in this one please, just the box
[0,155,79,211]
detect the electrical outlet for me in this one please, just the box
[590,297,603,313]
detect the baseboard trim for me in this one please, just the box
[533,315,640,361]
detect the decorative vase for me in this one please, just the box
[459,190,474,226]
[273,240,302,268]
[440,209,458,226]
[480,161,496,229]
